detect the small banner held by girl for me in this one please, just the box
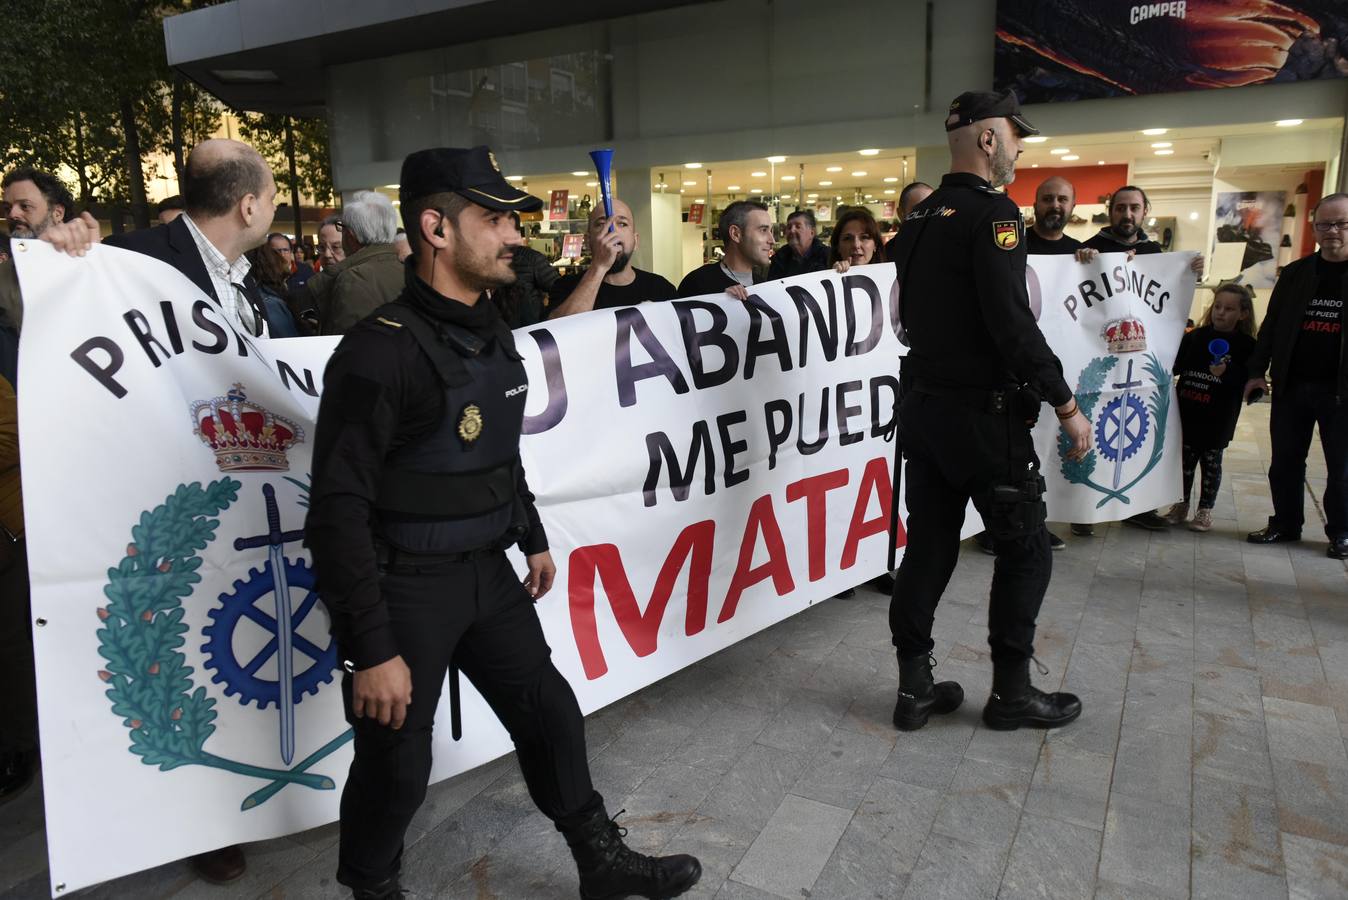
[1027,252,1198,522]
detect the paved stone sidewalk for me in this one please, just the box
[2,402,1346,899]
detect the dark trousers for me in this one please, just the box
[1181,445,1225,510]
[0,537,36,756]
[336,550,599,890]
[1268,380,1348,539]
[890,392,1051,664]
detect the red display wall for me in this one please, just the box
[1006,164,1130,208]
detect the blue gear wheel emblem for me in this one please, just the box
[201,557,338,707]
[1095,395,1150,463]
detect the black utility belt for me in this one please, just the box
[911,381,1026,415]
[375,542,501,573]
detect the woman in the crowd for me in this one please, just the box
[829,207,887,597]
[246,243,302,337]
[830,207,887,272]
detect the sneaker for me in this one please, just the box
[1188,508,1213,532]
[1048,531,1065,550]
[1070,523,1094,537]
[1162,502,1189,525]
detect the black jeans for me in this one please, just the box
[889,392,1051,665]
[0,536,36,756]
[1268,380,1348,539]
[336,550,599,890]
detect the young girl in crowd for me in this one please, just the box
[1164,282,1258,531]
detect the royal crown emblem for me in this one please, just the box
[190,383,304,472]
[1101,316,1147,353]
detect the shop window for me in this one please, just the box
[501,62,527,105]
[550,69,575,111]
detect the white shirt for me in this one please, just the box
[181,214,267,337]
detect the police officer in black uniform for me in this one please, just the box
[306,147,702,900]
[887,91,1093,733]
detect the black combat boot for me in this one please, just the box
[564,806,702,900]
[982,658,1081,730]
[349,876,406,900]
[893,653,964,731]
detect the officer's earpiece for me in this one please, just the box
[433,214,445,239]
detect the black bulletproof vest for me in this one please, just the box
[372,301,531,554]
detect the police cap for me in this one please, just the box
[945,90,1039,137]
[398,146,543,212]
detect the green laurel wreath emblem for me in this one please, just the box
[1058,353,1171,508]
[96,478,349,810]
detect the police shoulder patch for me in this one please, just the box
[993,220,1020,250]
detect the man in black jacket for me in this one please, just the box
[767,208,830,279]
[106,139,278,338]
[1245,192,1348,559]
[306,146,701,900]
[888,89,1090,734]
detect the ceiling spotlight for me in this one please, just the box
[884,189,896,194]
[570,171,588,177]
[766,155,787,163]
[826,166,843,172]
[1050,148,1070,155]
[819,180,833,186]
[750,188,763,193]
[781,175,795,181]
[1275,119,1303,127]
[1154,149,1174,156]
[682,180,697,186]
[835,195,842,200]
[864,194,874,199]
[858,148,881,156]
[1151,142,1172,148]
[1188,211,1199,220]
[751,171,767,177]
[684,162,702,168]
[727,185,741,191]
[883,177,899,183]
[781,194,792,199]
[506,175,524,182]
[851,171,868,177]
[1023,136,1048,144]
[1097,160,1105,165]
[585,181,599,187]
[1141,128,1168,136]
[807,193,819,198]
[1031,163,1039,168]
[1062,155,1079,161]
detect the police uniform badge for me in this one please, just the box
[458,403,484,444]
[993,220,1019,250]
[488,151,501,173]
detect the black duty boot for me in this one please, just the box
[350,877,406,900]
[565,806,702,900]
[893,654,964,731]
[982,659,1081,731]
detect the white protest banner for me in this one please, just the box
[14,244,923,896]
[1027,252,1196,523]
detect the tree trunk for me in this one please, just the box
[285,116,302,239]
[119,93,150,230]
[170,74,186,183]
[72,113,93,210]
